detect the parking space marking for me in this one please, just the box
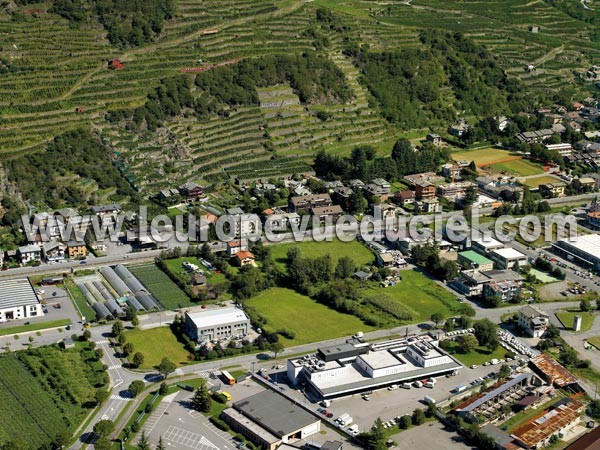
[163,426,219,450]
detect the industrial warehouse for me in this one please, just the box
[221,390,321,450]
[287,335,461,398]
[552,234,600,271]
[0,278,44,322]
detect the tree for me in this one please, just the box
[93,419,114,438]
[335,256,356,279]
[444,318,454,332]
[473,319,497,346]
[398,415,412,429]
[155,436,166,450]
[123,342,135,357]
[112,320,124,338]
[129,380,145,397]
[155,357,176,379]
[94,437,112,450]
[498,364,511,379]
[431,313,444,327]
[133,352,145,368]
[581,299,591,312]
[458,334,479,353]
[118,333,127,345]
[95,388,109,404]
[544,324,560,339]
[361,418,387,450]
[159,382,168,395]
[589,399,600,419]
[83,329,91,341]
[270,341,285,358]
[411,408,426,425]
[137,431,151,450]
[191,379,212,413]
[131,313,139,328]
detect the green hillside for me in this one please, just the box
[0,0,597,202]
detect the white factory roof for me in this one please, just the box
[186,306,249,328]
[0,278,41,310]
[359,350,403,369]
[491,247,526,259]
[472,236,504,249]
[560,233,600,255]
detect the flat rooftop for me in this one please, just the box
[221,408,279,444]
[459,250,493,265]
[472,236,504,249]
[359,350,403,370]
[234,390,319,437]
[492,247,527,259]
[0,278,40,310]
[186,306,249,328]
[557,233,600,256]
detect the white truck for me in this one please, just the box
[336,413,350,425]
[320,400,331,408]
[454,384,467,394]
[347,424,359,435]
[340,416,353,427]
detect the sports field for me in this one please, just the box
[488,158,544,176]
[246,287,375,346]
[451,148,517,166]
[129,263,195,310]
[125,327,193,369]
[269,238,374,270]
[524,175,562,188]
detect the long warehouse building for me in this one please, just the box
[552,234,600,271]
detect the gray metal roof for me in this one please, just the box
[233,390,318,438]
[0,278,40,309]
[457,373,531,413]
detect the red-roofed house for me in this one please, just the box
[234,251,255,267]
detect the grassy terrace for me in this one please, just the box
[0,319,71,337]
[246,287,375,346]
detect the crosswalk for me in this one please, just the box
[109,394,132,401]
[107,364,122,370]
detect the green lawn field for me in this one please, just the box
[555,310,594,332]
[125,327,193,369]
[442,341,508,366]
[129,263,195,310]
[269,238,374,270]
[162,257,229,285]
[246,287,375,346]
[488,158,544,176]
[0,319,71,337]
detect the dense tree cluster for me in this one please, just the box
[352,30,532,129]
[49,0,175,47]
[4,129,138,209]
[411,243,459,282]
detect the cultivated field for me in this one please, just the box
[246,287,375,345]
[129,263,195,310]
[269,237,374,270]
[125,327,193,369]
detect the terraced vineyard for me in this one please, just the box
[0,0,597,194]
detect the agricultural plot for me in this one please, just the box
[129,263,195,310]
[451,148,520,166]
[0,344,106,449]
[125,327,193,369]
[246,287,376,345]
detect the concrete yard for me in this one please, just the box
[393,420,477,450]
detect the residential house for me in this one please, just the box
[441,163,461,180]
[234,251,255,267]
[66,241,87,259]
[414,198,441,213]
[394,190,415,206]
[451,269,521,298]
[158,187,180,201]
[18,244,41,264]
[378,203,398,220]
[436,181,475,201]
[108,58,125,70]
[426,133,443,146]
[572,177,596,192]
[587,211,600,229]
[449,119,469,137]
[539,182,566,198]
[483,280,521,304]
[518,305,550,338]
[414,181,436,200]
[179,181,204,198]
[265,212,301,232]
[225,208,260,238]
[403,172,444,186]
[332,186,354,210]
[191,273,207,296]
[311,205,344,223]
[349,179,365,189]
[516,129,554,143]
[289,193,332,213]
[42,241,66,263]
[90,204,122,219]
[363,178,391,201]
[226,240,248,256]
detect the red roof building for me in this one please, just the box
[108,59,125,70]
